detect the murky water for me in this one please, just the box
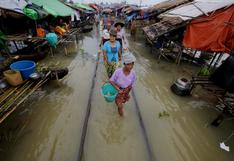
[0,26,233,161]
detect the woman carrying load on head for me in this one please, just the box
[100,22,112,47]
[115,21,126,48]
[103,29,122,78]
[110,52,136,117]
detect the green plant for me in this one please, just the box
[198,66,210,76]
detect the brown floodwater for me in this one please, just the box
[0,26,233,161]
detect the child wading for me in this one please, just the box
[110,52,136,116]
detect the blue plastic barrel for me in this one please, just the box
[10,60,36,80]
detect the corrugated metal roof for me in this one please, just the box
[0,0,27,13]
[162,0,234,20]
[147,0,192,13]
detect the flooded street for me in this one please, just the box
[0,27,233,161]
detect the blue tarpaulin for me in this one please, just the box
[126,13,137,22]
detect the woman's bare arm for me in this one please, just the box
[103,50,107,62]
[109,81,121,91]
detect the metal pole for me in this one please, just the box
[140,0,142,7]
[77,54,99,161]
[132,89,155,161]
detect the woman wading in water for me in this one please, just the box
[110,52,136,116]
[103,29,122,78]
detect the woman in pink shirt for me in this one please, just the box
[110,52,136,116]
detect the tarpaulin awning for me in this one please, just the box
[89,4,99,12]
[183,5,234,53]
[0,0,27,14]
[63,2,86,13]
[74,3,94,11]
[126,13,138,22]
[162,0,234,21]
[31,0,74,17]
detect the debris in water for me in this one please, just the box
[219,130,234,152]
[80,48,85,54]
[158,111,170,118]
[220,142,230,152]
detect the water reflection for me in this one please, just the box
[100,116,126,144]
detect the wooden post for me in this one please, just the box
[13,40,19,51]
[50,47,54,57]
[191,50,197,64]
[64,46,68,56]
[208,52,218,70]
[214,53,222,68]
[176,47,182,65]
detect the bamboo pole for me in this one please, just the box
[0,71,51,123]
[0,82,28,110]
[0,82,34,114]
[0,87,18,105]
[0,82,28,104]
[64,46,68,55]
[0,78,49,124]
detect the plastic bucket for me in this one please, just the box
[46,33,58,47]
[3,70,23,86]
[10,60,36,80]
[101,83,118,102]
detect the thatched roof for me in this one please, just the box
[143,16,185,43]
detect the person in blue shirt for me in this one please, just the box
[103,29,121,78]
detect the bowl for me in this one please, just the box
[0,79,8,89]
[29,72,41,80]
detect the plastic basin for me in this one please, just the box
[10,60,36,80]
[101,83,118,102]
